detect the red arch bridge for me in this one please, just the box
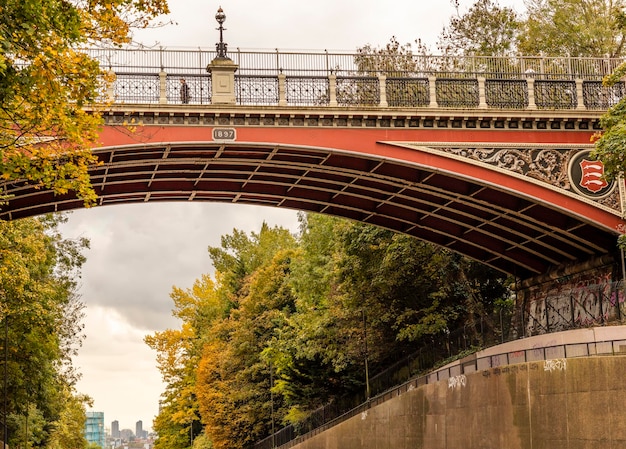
[2,48,626,330]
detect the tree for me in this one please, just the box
[438,0,522,56]
[145,275,225,449]
[0,0,170,206]
[208,223,296,307]
[0,214,90,449]
[593,96,626,182]
[46,388,93,449]
[518,0,626,57]
[152,215,510,448]
[355,36,433,76]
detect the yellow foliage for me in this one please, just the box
[0,0,169,207]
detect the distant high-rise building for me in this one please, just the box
[136,421,143,439]
[111,420,120,439]
[85,412,105,449]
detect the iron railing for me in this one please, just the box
[88,47,624,78]
[87,47,626,108]
[255,336,626,449]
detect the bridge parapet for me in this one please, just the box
[91,48,626,110]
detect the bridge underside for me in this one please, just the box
[0,141,618,280]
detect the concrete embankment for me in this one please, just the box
[287,327,626,449]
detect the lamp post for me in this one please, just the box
[215,6,228,59]
[362,310,370,401]
[3,314,7,449]
[206,6,237,104]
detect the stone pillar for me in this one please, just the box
[575,78,586,110]
[329,73,338,107]
[278,73,287,106]
[159,71,167,104]
[207,57,239,105]
[378,75,388,107]
[527,78,537,110]
[106,70,116,103]
[428,75,438,108]
[478,76,487,108]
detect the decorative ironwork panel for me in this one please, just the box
[336,76,380,106]
[113,73,160,103]
[534,80,577,109]
[433,145,622,216]
[166,74,211,105]
[485,79,528,109]
[583,81,625,110]
[235,75,279,105]
[435,79,479,108]
[445,146,574,188]
[386,77,429,107]
[285,76,330,106]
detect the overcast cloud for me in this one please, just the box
[59,0,526,432]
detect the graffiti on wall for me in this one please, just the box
[448,375,467,389]
[521,268,624,336]
[544,359,567,372]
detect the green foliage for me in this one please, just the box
[145,274,219,449]
[149,214,509,449]
[519,0,626,57]
[46,389,92,449]
[0,214,90,449]
[208,223,296,307]
[592,72,626,182]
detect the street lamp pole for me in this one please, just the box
[215,6,228,59]
[3,314,8,449]
[270,363,275,449]
[362,310,370,401]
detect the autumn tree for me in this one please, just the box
[197,250,298,449]
[264,214,365,423]
[46,388,93,449]
[145,274,226,449]
[518,0,626,57]
[0,214,90,449]
[207,223,297,307]
[196,225,297,449]
[149,224,297,449]
[0,0,169,205]
[355,36,433,76]
[151,215,510,449]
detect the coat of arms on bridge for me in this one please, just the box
[395,143,621,214]
[568,150,614,199]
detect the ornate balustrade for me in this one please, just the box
[104,71,625,110]
[91,48,626,109]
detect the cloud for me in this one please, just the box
[63,202,300,330]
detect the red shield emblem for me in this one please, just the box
[579,159,608,193]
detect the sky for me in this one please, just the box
[59,0,527,434]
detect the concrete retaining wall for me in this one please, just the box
[288,356,626,449]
